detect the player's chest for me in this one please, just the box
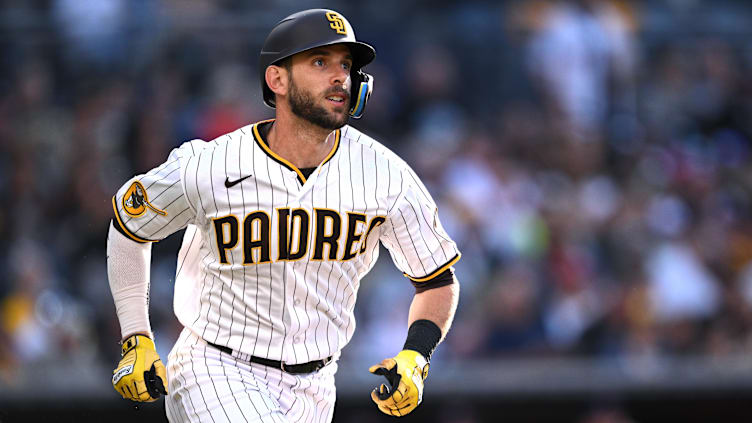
[206,148,394,215]
[201,166,389,265]
[213,170,384,214]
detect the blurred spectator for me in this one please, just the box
[525,0,637,142]
[53,0,128,70]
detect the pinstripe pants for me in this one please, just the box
[165,328,338,423]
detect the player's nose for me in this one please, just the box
[331,67,349,87]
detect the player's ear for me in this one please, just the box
[266,65,289,98]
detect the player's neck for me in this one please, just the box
[267,111,337,169]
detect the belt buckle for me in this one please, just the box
[280,361,288,373]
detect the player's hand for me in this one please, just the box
[112,334,168,402]
[369,349,429,417]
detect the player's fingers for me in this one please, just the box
[378,383,393,400]
[154,374,168,396]
[397,402,417,415]
[374,387,406,409]
[134,382,155,402]
[136,379,158,402]
[131,379,146,397]
[142,393,158,402]
[389,389,404,408]
[371,388,381,404]
[132,380,145,401]
[397,381,409,398]
[384,397,417,414]
[378,403,403,417]
[155,362,168,394]
[368,364,383,374]
[372,384,416,416]
[369,358,396,374]
[123,384,138,401]
[392,394,417,411]
[369,359,392,374]
[145,363,167,398]
[371,385,389,404]
[133,381,144,400]
[371,376,411,405]
[377,403,395,416]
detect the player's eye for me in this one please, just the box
[342,62,351,71]
[314,59,324,67]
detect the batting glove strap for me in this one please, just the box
[112,334,168,402]
[369,349,430,417]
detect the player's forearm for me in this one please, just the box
[107,221,154,340]
[407,279,459,340]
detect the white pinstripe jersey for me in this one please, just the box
[113,119,460,364]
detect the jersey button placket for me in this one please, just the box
[298,167,319,197]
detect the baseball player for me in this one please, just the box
[107,9,460,422]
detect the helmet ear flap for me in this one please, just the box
[349,71,373,119]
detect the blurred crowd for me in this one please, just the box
[2,2,752,417]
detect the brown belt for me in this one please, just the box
[206,341,332,375]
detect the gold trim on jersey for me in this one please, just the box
[317,129,341,175]
[252,120,341,185]
[111,196,158,243]
[404,253,461,282]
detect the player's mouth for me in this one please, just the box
[325,89,349,107]
[326,95,346,104]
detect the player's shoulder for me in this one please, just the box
[341,125,433,199]
[340,125,413,174]
[177,123,254,159]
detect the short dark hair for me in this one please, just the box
[277,57,292,72]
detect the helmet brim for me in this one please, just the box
[267,40,375,70]
[342,41,376,70]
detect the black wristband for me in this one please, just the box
[403,319,442,361]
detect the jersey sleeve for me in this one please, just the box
[379,168,461,284]
[112,141,202,243]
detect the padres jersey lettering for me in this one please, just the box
[113,120,460,364]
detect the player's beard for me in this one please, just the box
[288,77,349,130]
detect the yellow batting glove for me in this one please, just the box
[112,334,168,402]
[369,349,430,417]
